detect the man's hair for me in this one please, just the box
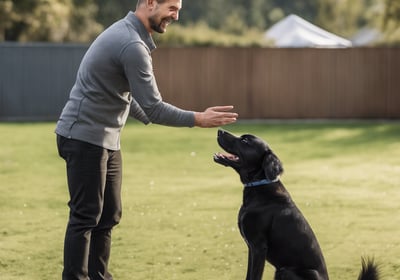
[137,0,167,7]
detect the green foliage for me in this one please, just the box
[1,0,400,46]
[94,0,133,28]
[0,0,14,41]
[0,121,400,279]
[381,0,400,45]
[153,22,269,47]
[315,0,400,45]
[1,0,101,42]
[316,0,365,38]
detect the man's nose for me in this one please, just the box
[172,11,179,21]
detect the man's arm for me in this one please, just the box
[122,42,237,128]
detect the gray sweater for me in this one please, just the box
[55,12,195,150]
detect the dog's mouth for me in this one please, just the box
[214,152,239,161]
[213,152,240,166]
[214,129,241,167]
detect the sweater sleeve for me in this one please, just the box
[120,42,195,127]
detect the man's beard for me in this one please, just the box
[149,16,172,33]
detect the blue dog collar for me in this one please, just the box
[244,178,279,187]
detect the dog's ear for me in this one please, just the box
[262,151,283,180]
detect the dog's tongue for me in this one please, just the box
[215,152,239,161]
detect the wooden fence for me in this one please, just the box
[0,44,399,120]
[0,43,85,121]
[153,47,400,119]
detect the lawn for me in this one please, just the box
[0,120,399,279]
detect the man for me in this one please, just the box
[55,0,237,279]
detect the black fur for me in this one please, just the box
[214,129,379,280]
[358,258,380,280]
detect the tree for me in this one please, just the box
[382,0,400,45]
[1,0,101,43]
[2,0,399,45]
[247,0,268,30]
[0,0,15,41]
[257,0,319,27]
[315,0,365,38]
[94,0,134,28]
[66,0,102,42]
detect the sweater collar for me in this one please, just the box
[124,11,156,52]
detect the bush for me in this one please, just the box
[153,22,272,47]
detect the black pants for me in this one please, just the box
[57,135,122,280]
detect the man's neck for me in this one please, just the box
[134,11,152,34]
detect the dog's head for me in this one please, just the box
[214,129,283,184]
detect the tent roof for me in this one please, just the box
[351,27,382,46]
[265,14,352,48]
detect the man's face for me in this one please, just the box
[149,0,181,33]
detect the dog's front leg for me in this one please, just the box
[245,244,267,280]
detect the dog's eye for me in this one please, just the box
[241,138,250,145]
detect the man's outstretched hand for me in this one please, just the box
[194,106,238,128]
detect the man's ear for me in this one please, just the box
[262,152,283,180]
[147,0,156,9]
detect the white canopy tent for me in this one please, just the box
[351,27,382,46]
[264,14,352,48]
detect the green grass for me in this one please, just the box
[0,121,399,280]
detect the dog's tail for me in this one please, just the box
[357,257,379,280]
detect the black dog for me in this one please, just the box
[213,129,379,280]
